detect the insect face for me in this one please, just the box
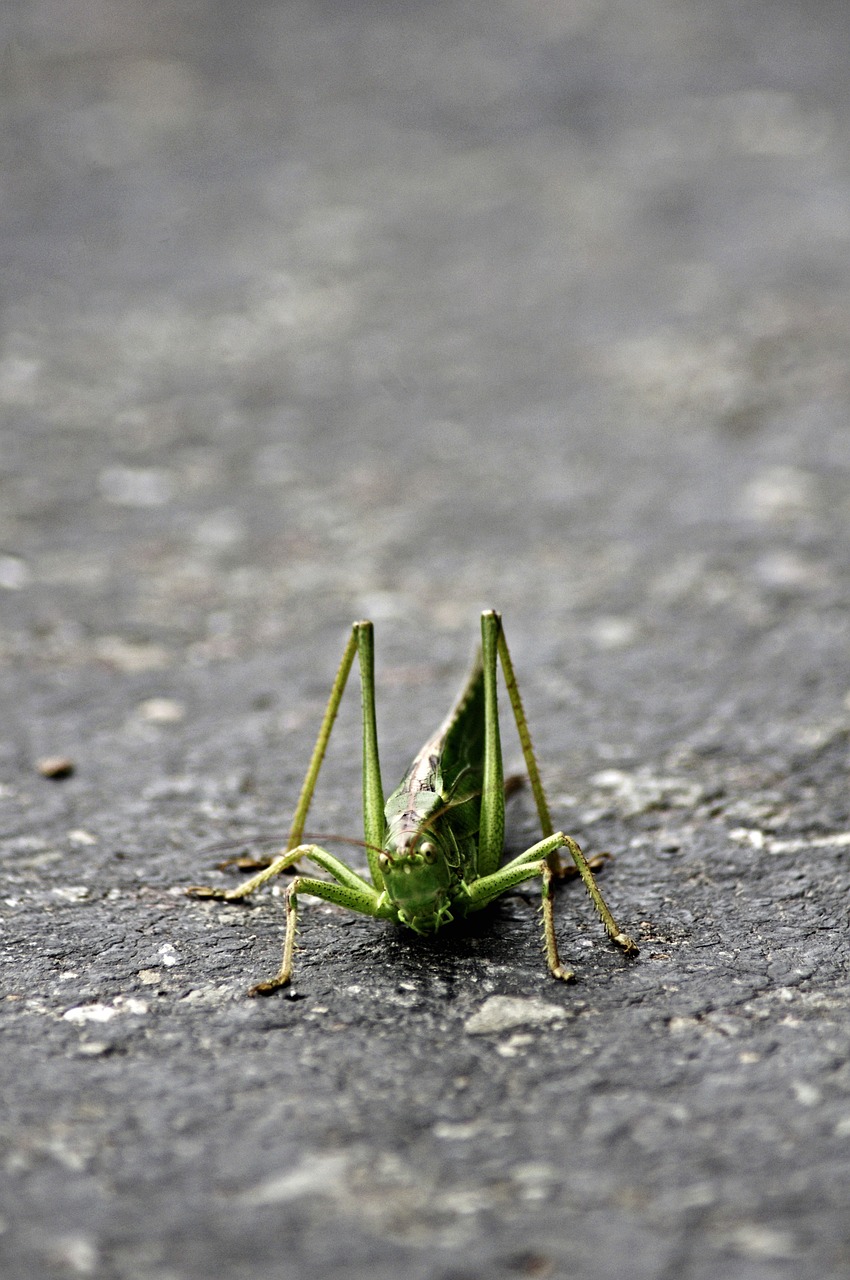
[379,838,454,932]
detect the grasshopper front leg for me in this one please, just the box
[550,833,639,955]
[464,831,638,981]
[188,843,390,993]
[251,866,391,995]
[462,843,576,981]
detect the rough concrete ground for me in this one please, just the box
[2,2,850,1278]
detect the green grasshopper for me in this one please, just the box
[188,610,638,994]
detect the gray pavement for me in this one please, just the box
[2,3,850,1278]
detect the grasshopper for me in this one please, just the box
[187,611,638,994]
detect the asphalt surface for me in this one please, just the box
[2,3,850,1278]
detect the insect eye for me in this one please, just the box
[379,852,390,869]
[420,842,437,863]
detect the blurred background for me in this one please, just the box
[4,3,848,765]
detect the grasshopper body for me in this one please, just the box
[188,611,638,993]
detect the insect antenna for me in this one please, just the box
[197,832,384,872]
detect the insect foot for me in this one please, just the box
[248,977,290,997]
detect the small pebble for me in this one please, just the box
[138,697,185,723]
[37,756,75,780]
[464,995,569,1035]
